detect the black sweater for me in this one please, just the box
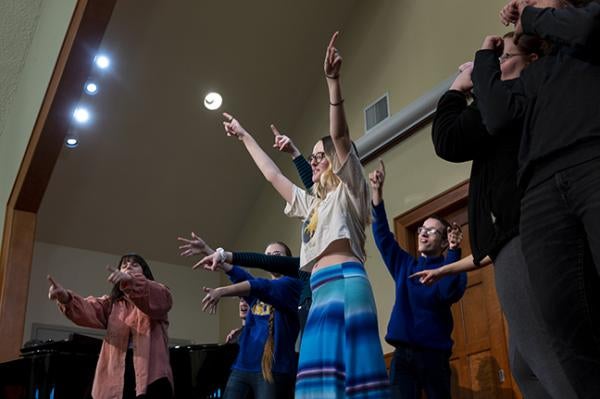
[472,3,600,189]
[432,90,521,264]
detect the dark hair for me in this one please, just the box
[504,31,552,57]
[267,241,293,257]
[110,253,154,302]
[428,214,451,240]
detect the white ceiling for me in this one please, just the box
[36,0,358,265]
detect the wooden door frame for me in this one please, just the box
[392,179,519,397]
[393,180,469,250]
[0,0,117,362]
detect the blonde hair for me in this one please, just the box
[305,138,342,237]
[261,310,275,383]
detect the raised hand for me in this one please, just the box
[450,62,474,93]
[201,287,222,314]
[178,232,213,258]
[481,35,504,52]
[222,113,249,141]
[447,223,464,250]
[47,275,70,303]
[324,31,343,79]
[409,268,444,286]
[368,160,386,205]
[106,265,133,285]
[368,160,386,191]
[271,124,300,158]
[500,0,522,25]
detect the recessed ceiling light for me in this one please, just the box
[95,55,110,69]
[73,107,90,124]
[85,82,98,94]
[85,82,98,95]
[204,92,223,110]
[65,138,79,148]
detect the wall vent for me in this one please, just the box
[364,93,389,133]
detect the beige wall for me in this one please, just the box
[0,0,77,247]
[25,241,221,344]
[229,0,508,350]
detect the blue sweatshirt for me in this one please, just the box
[227,266,302,375]
[372,201,467,351]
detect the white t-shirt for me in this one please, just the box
[284,150,371,272]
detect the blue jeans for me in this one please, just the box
[520,157,600,399]
[389,345,451,399]
[222,369,294,399]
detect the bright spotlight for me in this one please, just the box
[95,55,110,69]
[73,107,90,124]
[85,82,98,95]
[204,92,223,110]
[65,138,79,148]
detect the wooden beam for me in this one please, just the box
[0,0,117,362]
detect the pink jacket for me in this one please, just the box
[59,273,173,399]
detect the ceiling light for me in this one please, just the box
[85,82,98,95]
[73,107,90,124]
[94,55,110,69]
[204,92,223,110]
[65,138,79,148]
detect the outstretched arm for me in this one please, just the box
[324,32,352,163]
[271,124,314,190]
[409,255,493,285]
[222,113,294,203]
[201,281,251,314]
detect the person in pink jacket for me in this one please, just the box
[48,254,173,399]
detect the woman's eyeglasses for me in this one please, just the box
[498,52,526,63]
[308,152,326,164]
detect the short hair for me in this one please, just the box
[428,214,451,240]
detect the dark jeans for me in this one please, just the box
[494,237,576,399]
[520,157,600,399]
[222,369,294,399]
[389,345,451,399]
[123,350,173,399]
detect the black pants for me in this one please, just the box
[123,350,173,399]
[520,157,600,399]
[389,344,451,399]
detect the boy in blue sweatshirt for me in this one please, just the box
[369,161,466,399]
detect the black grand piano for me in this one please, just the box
[0,334,238,399]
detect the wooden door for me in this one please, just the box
[393,181,521,399]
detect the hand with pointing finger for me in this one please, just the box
[409,268,445,286]
[106,265,133,285]
[324,31,343,79]
[47,275,71,304]
[368,160,386,206]
[222,113,250,141]
[271,124,301,158]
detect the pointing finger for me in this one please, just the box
[270,124,281,136]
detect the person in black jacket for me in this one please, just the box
[471,1,600,397]
[422,32,576,398]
